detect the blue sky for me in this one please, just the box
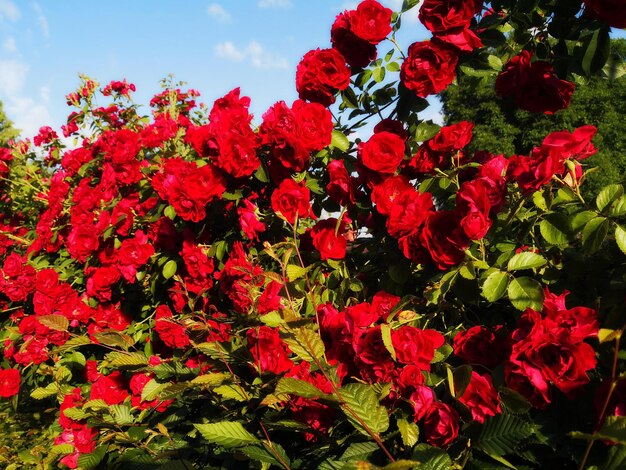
[0,0,427,138]
[0,1,624,139]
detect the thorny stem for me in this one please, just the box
[578,329,623,470]
[259,420,292,470]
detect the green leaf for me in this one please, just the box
[106,351,148,368]
[76,445,108,468]
[387,61,400,72]
[50,444,75,455]
[616,225,626,255]
[476,414,535,456]
[384,461,423,470]
[141,379,169,401]
[487,55,503,70]
[571,210,597,232]
[507,252,547,271]
[498,387,531,414]
[214,384,248,402]
[373,67,386,83]
[38,314,69,332]
[540,213,572,246]
[397,418,420,448]
[610,196,626,216]
[30,382,58,400]
[286,264,307,281]
[597,184,624,212]
[275,377,330,400]
[453,365,473,398]
[162,260,177,279]
[190,372,229,387]
[339,383,389,436]
[241,443,291,467]
[164,205,177,220]
[282,328,325,363]
[414,121,440,142]
[194,421,259,448]
[401,0,420,11]
[582,216,609,253]
[110,404,133,426]
[602,445,626,470]
[380,324,397,361]
[507,277,544,311]
[331,130,350,152]
[482,271,509,302]
[411,444,452,470]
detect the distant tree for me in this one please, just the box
[441,39,626,197]
[0,100,18,146]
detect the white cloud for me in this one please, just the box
[39,85,49,102]
[6,96,51,138]
[2,36,16,53]
[0,59,28,95]
[215,40,288,69]
[215,41,246,62]
[258,0,291,8]
[32,2,49,38]
[207,3,231,23]
[0,0,19,21]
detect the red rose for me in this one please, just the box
[420,210,469,269]
[453,325,507,369]
[584,0,626,28]
[271,179,312,224]
[86,266,121,301]
[90,371,129,405]
[423,402,459,447]
[371,175,413,216]
[311,218,348,260]
[455,178,492,240]
[260,101,309,171]
[0,368,20,398]
[238,199,266,241]
[293,100,334,152]
[354,326,396,383]
[349,0,393,44]
[396,365,425,397]
[459,371,501,423]
[401,41,458,98]
[247,326,293,375]
[496,51,575,114]
[410,384,436,420]
[154,305,191,349]
[296,48,351,107]
[359,131,406,174]
[327,160,357,206]
[430,121,474,153]
[419,0,482,34]
[387,188,434,238]
[374,118,408,140]
[331,10,377,68]
[346,302,377,329]
[391,326,445,369]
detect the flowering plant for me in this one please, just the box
[1,1,626,469]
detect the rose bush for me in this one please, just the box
[1,0,626,468]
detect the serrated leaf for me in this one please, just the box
[339,383,389,436]
[38,314,69,332]
[282,328,325,363]
[597,184,624,212]
[191,372,229,386]
[397,418,419,447]
[243,442,291,468]
[110,404,133,426]
[476,414,535,456]
[454,365,473,398]
[482,271,509,302]
[411,444,452,470]
[615,225,626,255]
[275,377,331,400]
[380,324,396,361]
[540,214,571,246]
[507,277,544,311]
[507,252,546,271]
[62,407,87,421]
[331,130,350,152]
[141,379,169,401]
[414,121,440,142]
[194,421,259,448]
[92,330,134,349]
[610,196,626,216]
[498,387,531,414]
[214,384,248,402]
[50,444,75,455]
[571,210,597,232]
[76,445,108,468]
[340,441,379,461]
[106,352,148,368]
[162,260,177,279]
[286,264,307,281]
[30,382,58,400]
[582,216,609,253]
